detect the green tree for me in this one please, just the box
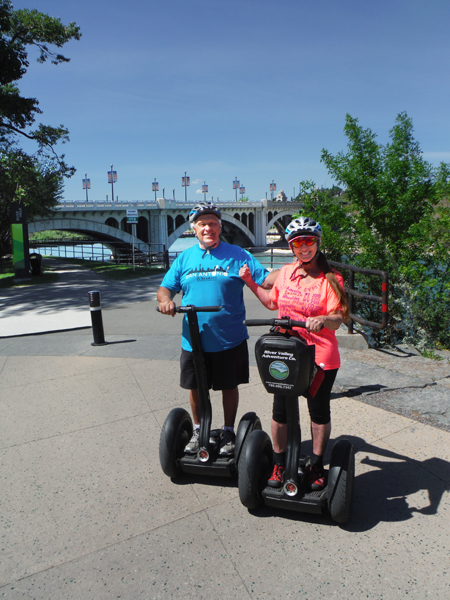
[298,113,450,349]
[0,147,63,255]
[0,0,81,255]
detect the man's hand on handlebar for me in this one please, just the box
[158,299,176,317]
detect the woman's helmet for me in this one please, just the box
[189,201,221,223]
[285,217,322,242]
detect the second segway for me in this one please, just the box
[238,317,355,523]
[158,305,262,479]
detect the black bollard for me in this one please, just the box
[88,290,107,346]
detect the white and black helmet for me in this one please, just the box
[189,201,221,223]
[285,217,322,242]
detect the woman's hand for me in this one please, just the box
[305,312,344,332]
[239,263,254,285]
[305,315,327,332]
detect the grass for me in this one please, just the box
[421,348,444,361]
[0,256,166,288]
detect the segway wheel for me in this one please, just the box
[238,430,273,510]
[235,412,262,468]
[159,407,193,478]
[327,440,355,524]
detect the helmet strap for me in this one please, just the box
[200,239,220,257]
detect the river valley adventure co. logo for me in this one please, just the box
[269,361,289,380]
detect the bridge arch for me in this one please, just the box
[28,218,150,250]
[167,213,256,248]
[105,217,119,229]
[266,208,298,232]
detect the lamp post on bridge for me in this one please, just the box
[108,165,117,202]
[182,172,190,203]
[233,177,239,202]
[270,180,276,200]
[152,178,159,202]
[82,174,90,202]
[202,182,208,201]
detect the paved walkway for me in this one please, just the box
[0,260,449,599]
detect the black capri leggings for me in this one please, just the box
[272,369,338,425]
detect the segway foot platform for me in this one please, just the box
[262,485,328,515]
[179,454,236,477]
[178,427,236,477]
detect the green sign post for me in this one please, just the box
[10,203,31,279]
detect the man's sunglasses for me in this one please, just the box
[290,236,318,248]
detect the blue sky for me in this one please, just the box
[15,0,450,203]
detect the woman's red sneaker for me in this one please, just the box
[309,465,327,491]
[268,464,285,488]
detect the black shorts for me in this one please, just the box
[272,369,338,425]
[180,339,249,391]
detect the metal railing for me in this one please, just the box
[329,261,389,332]
[246,248,389,331]
[29,240,170,269]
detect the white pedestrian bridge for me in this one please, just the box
[29,198,304,250]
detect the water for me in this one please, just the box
[32,243,111,261]
[169,237,197,252]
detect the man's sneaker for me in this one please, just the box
[267,464,285,488]
[309,464,327,491]
[219,429,236,456]
[184,428,200,454]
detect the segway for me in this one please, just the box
[158,305,262,479]
[238,317,355,523]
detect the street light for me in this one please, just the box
[239,185,245,201]
[108,165,117,202]
[233,177,240,202]
[82,174,91,202]
[182,171,190,203]
[202,182,208,201]
[152,178,159,202]
[270,180,276,200]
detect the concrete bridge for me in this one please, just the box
[29,199,304,250]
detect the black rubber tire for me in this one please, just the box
[328,441,355,524]
[159,407,193,478]
[235,412,262,468]
[238,430,273,510]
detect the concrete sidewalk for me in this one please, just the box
[1,263,450,599]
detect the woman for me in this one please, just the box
[239,216,349,490]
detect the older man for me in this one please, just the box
[157,201,276,456]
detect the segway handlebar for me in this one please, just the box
[157,304,222,314]
[244,317,324,330]
[175,305,222,313]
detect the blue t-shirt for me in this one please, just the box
[161,242,269,352]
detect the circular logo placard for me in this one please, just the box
[269,361,289,380]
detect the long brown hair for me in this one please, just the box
[317,251,350,321]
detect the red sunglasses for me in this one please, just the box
[290,236,318,248]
